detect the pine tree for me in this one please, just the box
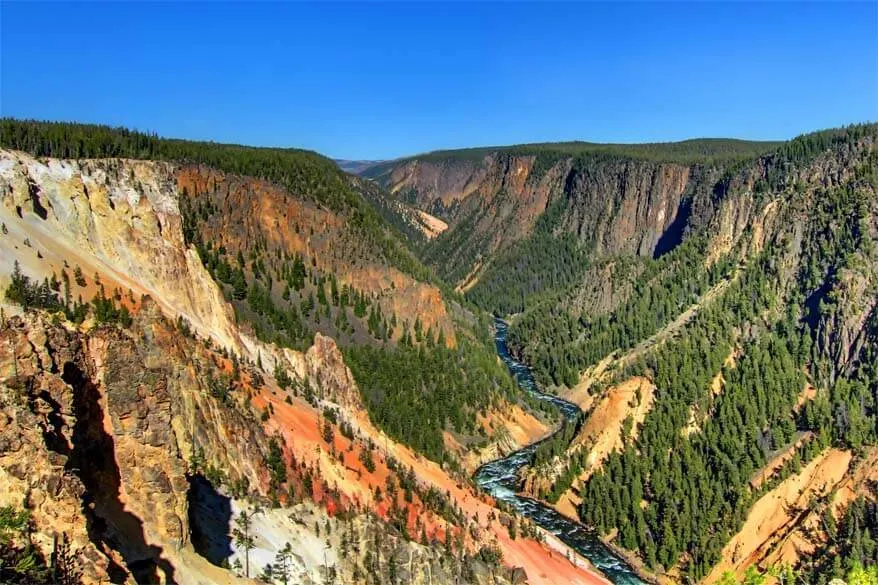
[233,510,257,578]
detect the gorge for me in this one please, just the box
[0,119,875,585]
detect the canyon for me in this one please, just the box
[1,120,876,585]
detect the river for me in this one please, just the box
[473,318,646,585]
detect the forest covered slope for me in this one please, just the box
[371,124,878,583]
[0,119,560,466]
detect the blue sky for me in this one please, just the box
[2,2,876,159]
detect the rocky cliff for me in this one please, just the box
[383,153,563,284]
[559,158,695,258]
[0,152,242,352]
[0,306,547,585]
[0,306,266,584]
[371,143,769,288]
[696,132,878,378]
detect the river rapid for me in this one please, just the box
[473,318,646,585]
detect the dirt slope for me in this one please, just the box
[704,449,853,584]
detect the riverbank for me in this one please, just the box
[473,318,647,585]
[518,490,663,585]
[599,532,667,585]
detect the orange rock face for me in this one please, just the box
[252,329,610,585]
[385,154,558,283]
[176,165,456,346]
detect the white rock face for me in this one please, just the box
[228,502,340,584]
[0,149,330,378]
[0,149,242,353]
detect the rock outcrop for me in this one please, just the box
[697,135,878,378]
[380,153,563,282]
[0,150,242,352]
[0,306,275,583]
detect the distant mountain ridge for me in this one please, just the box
[334,158,387,174]
[338,137,779,178]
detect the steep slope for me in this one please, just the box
[370,124,878,582]
[702,448,854,584]
[349,173,446,244]
[0,305,559,585]
[508,125,878,582]
[367,140,778,303]
[0,153,238,348]
[173,163,548,464]
[176,164,454,349]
